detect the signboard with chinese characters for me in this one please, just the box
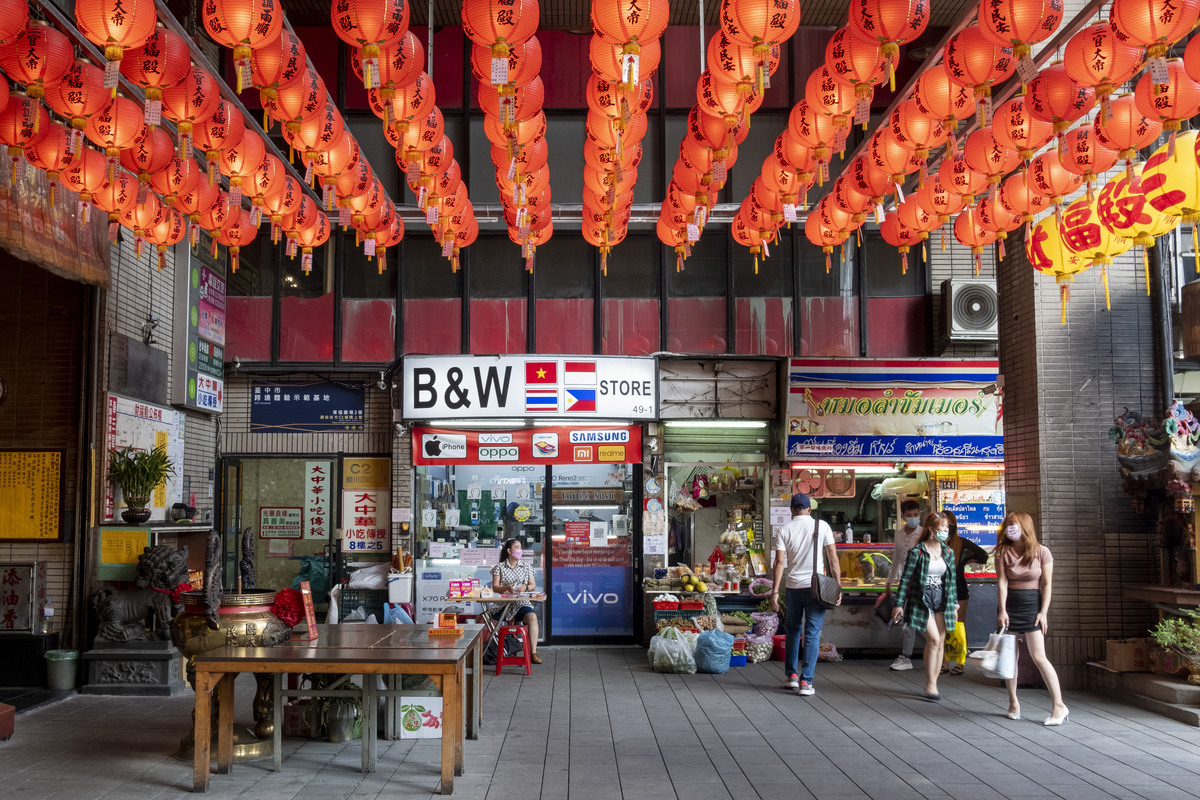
[250,379,365,433]
[0,451,63,541]
[303,461,333,540]
[103,394,185,522]
[0,562,45,631]
[402,355,658,419]
[259,507,302,539]
[172,238,225,413]
[341,488,390,552]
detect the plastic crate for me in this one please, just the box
[337,588,389,622]
[653,600,679,610]
[680,601,704,610]
[729,654,747,667]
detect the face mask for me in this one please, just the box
[935,530,949,543]
[510,549,523,560]
[905,517,920,529]
[1004,525,1022,541]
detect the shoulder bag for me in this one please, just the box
[810,524,842,609]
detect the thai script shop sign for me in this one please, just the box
[402,355,657,419]
[785,359,1003,462]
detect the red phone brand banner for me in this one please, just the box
[412,425,642,466]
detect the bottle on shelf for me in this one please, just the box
[38,598,53,634]
[844,523,853,545]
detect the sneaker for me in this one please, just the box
[890,655,913,671]
[798,681,815,696]
[784,673,799,689]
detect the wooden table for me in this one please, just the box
[192,624,483,794]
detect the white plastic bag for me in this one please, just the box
[347,563,390,589]
[969,628,1017,680]
[648,627,697,674]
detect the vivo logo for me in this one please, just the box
[565,592,620,605]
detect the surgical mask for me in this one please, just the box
[936,530,949,543]
[905,517,920,529]
[510,549,523,560]
[1004,525,1022,541]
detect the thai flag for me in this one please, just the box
[565,388,597,413]
[564,360,597,385]
[526,388,558,413]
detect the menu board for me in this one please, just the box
[172,232,225,413]
[941,502,1005,546]
[0,451,63,541]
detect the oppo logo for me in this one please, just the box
[479,446,519,461]
[565,591,620,605]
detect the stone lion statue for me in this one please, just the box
[90,544,190,643]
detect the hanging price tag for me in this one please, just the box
[1016,56,1039,85]
[1149,56,1170,85]
[426,206,439,225]
[442,238,454,257]
[783,203,797,223]
[686,223,699,242]
[854,96,870,125]
[144,99,162,127]
[338,206,351,227]
[364,238,376,256]
[491,57,509,85]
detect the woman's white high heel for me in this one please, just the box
[1043,712,1069,727]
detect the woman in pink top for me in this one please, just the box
[995,512,1068,726]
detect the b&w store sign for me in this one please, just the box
[402,356,658,420]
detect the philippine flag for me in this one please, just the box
[525,361,557,385]
[563,360,597,385]
[526,388,558,413]
[564,388,597,413]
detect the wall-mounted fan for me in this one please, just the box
[822,470,856,498]
[793,469,823,497]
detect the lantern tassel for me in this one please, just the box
[1193,224,1199,274]
[1101,264,1111,311]
[1144,246,1151,296]
[998,237,1005,260]
[902,252,908,275]
[1060,283,1069,325]
[975,251,981,276]
[941,226,946,252]
[825,249,831,273]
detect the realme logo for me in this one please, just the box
[598,446,625,462]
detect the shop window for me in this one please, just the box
[341,233,396,364]
[468,232,525,353]
[602,233,660,355]
[667,232,726,354]
[280,242,334,362]
[404,234,463,354]
[535,235,593,354]
[224,232,273,363]
[862,230,926,357]
[733,229,793,355]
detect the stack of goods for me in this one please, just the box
[729,637,748,667]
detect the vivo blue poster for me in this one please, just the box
[550,544,633,637]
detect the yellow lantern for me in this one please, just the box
[1026,213,1092,324]
[1140,130,1200,272]
[1058,196,1132,310]
[1097,165,1180,294]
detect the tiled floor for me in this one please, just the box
[4,649,1200,800]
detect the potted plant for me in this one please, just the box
[305,673,363,742]
[108,445,175,524]
[1150,608,1200,684]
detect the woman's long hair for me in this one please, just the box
[500,538,521,562]
[995,512,1038,564]
[944,509,964,562]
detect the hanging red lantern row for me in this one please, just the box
[24,121,78,204]
[977,0,1063,82]
[331,0,409,91]
[1110,0,1200,87]
[45,59,111,152]
[992,96,1053,164]
[193,99,246,186]
[74,0,156,92]
[202,0,281,93]
[847,0,929,91]
[943,24,1015,127]
[1059,126,1118,203]
[0,21,74,128]
[121,25,191,126]
[826,27,886,130]
[1062,21,1142,123]
[880,209,923,273]
[161,66,220,158]
[1026,61,1096,156]
[1094,93,1162,179]
[251,29,307,128]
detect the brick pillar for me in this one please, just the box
[998,228,1160,688]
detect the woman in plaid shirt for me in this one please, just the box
[891,513,958,700]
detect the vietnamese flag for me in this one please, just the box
[525,361,557,385]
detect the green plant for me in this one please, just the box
[107,445,175,507]
[1151,609,1200,657]
[304,673,363,740]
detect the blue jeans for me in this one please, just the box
[785,587,827,683]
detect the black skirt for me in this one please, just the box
[1006,589,1041,633]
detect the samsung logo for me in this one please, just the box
[569,431,630,443]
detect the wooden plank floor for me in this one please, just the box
[4,649,1200,800]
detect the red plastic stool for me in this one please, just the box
[495,624,532,676]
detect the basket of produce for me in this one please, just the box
[680,593,705,610]
[680,572,710,594]
[749,577,774,597]
[750,611,779,637]
[656,617,700,633]
[729,651,748,667]
[652,593,680,611]
[745,634,774,663]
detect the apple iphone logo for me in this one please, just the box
[422,433,467,459]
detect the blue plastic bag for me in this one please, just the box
[695,629,736,674]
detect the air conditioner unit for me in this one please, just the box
[941,279,998,342]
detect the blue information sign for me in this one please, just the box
[250,380,366,433]
[941,502,1005,546]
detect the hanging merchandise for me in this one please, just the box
[330,0,409,90]
[74,0,157,91]
[203,0,282,93]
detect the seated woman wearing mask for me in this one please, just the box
[490,538,541,664]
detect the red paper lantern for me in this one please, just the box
[1027,61,1096,145]
[265,67,325,135]
[1060,126,1119,198]
[978,0,1064,61]
[847,0,929,89]
[774,132,816,178]
[482,76,545,123]
[688,105,748,154]
[806,65,855,133]
[474,36,541,87]
[384,72,436,134]
[150,154,200,205]
[1000,170,1051,221]
[145,209,186,269]
[0,0,28,47]
[118,124,174,188]
[880,210,923,272]
[490,112,546,150]
[219,129,266,201]
[121,192,165,253]
[915,173,967,227]
[291,211,330,274]
[1094,93,1162,172]
[24,121,78,203]
[869,129,917,190]
[1186,34,1200,85]
[252,29,306,110]
[217,208,258,272]
[889,100,947,176]
[897,196,940,237]
[826,26,886,104]
[46,59,111,132]
[944,24,1016,123]
[721,0,801,46]
[1110,0,1200,62]
[976,193,1021,237]
[332,0,409,89]
[308,131,360,207]
[285,101,345,165]
[992,96,1054,162]
[1063,21,1143,117]
[710,30,780,98]
[590,35,658,86]
[75,0,156,84]
[84,94,144,165]
[697,70,762,130]
[953,205,998,272]
[122,26,191,125]
[938,152,988,204]
[248,152,285,212]
[93,168,138,230]
[849,156,894,208]
[1028,150,1083,204]
[195,188,231,232]
[161,68,221,155]
[0,22,74,100]
[193,100,246,185]
[914,63,974,135]
[171,176,219,233]
[761,153,808,207]
[1134,58,1200,133]
[0,92,48,180]
[61,145,110,210]
[203,0,282,93]
[788,100,838,182]
[963,128,1021,187]
[832,174,872,222]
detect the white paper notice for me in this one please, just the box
[460,548,499,567]
[643,534,667,555]
[590,521,608,547]
[429,542,452,558]
[268,539,291,556]
[422,507,437,528]
[444,509,461,527]
[770,505,793,526]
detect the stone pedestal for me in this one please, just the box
[81,640,186,696]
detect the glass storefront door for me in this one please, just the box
[546,464,639,641]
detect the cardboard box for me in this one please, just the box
[1106,637,1153,672]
